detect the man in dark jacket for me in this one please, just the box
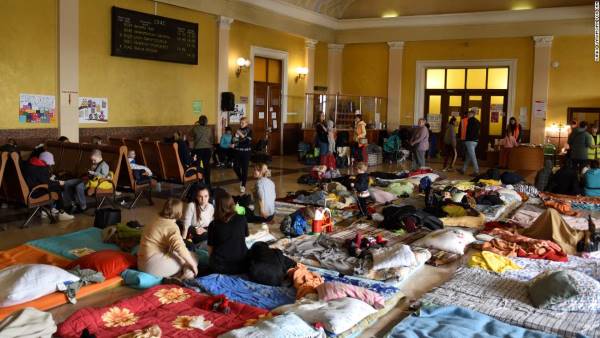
[458,109,481,176]
[568,121,593,172]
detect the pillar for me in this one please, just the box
[530,36,553,144]
[216,16,233,139]
[58,0,79,142]
[386,41,404,130]
[327,43,344,94]
[304,39,317,125]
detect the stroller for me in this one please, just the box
[383,131,409,164]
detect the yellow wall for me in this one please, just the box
[79,0,217,127]
[401,37,533,126]
[342,43,389,97]
[0,0,57,129]
[228,21,307,124]
[548,35,600,125]
[314,42,328,88]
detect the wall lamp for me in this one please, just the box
[295,67,308,83]
[236,57,251,77]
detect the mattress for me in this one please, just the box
[27,227,120,260]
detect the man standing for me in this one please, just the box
[458,109,481,176]
[410,118,429,169]
[588,124,600,162]
[568,121,593,172]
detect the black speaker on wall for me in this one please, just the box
[221,92,235,111]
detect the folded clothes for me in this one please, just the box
[288,263,324,299]
[468,250,522,273]
[481,228,568,262]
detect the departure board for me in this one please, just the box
[111,6,198,65]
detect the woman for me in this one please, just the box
[499,128,519,168]
[181,185,214,245]
[173,131,191,167]
[354,113,368,163]
[191,115,213,185]
[138,199,198,279]
[207,190,249,274]
[246,163,276,223]
[508,117,522,143]
[315,112,329,158]
[442,117,457,171]
[232,117,252,193]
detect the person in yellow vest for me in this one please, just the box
[588,125,600,162]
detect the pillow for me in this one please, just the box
[371,244,417,270]
[219,313,323,338]
[528,270,600,311]
[316,282,385,309]
[412,228,476,254]
[121,269,162,289]
[273,297,376,334]
[66,250,136,278]
[0,264,80,306]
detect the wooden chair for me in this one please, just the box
[108,137,124,146]
[141,140,166,180]
[79,144,125,209]
[56,142,83,179]
[0,153,7,230]
[1,152,57,227]
[117,149,153,209]
[124,138,146,166]
[157,142,201,198]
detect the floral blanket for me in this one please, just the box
[56,285,267,338]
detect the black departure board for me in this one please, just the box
[111,6,198,65]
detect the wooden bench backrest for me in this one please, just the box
[45,141,63,165]
[59,142,83,178]
[0,152,8,193]
[124,139,146,166]
[157,142,185,182]
[141,141,165,180]
[1,152,30,205]
[108,137,124,146]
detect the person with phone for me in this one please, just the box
[181,185,214,246]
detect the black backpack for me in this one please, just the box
[247,242,296,286]
[381,205,443,231]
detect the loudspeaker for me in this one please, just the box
[221,92,235,111]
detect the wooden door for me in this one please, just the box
[268,84,282,155]
[253,57,282,156]
[253,82,268,151]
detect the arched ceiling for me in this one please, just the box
[280,0,591,19]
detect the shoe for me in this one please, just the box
[441,168,448,172]
[41,210,50,218]
[457,168,466,175]
[57,212,75,221]
[240,185,245,193]
[470,172,480,177]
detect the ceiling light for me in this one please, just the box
[381,10,398,18]
[511,2,533,10]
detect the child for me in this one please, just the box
[217,127,233,167]
[352,162,371,218]
[327,119,336,154]
[499,129,519,168]
[246,163,276,223]
[127,150,153,178]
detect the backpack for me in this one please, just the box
[500,171,523,185]
[381,205,443,232]
[280,210,309,237]
[247,242,296,286]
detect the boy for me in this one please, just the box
[352,162,371,219]
[63,149,110,213]
[127,150,153,177]
[216,126,233,167]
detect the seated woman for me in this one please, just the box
[246,163,276,223]
[548,160,581,196]
[207,190,249,275]
[584,160,600,197]
[138,198,198,279]
[181,185,214,247]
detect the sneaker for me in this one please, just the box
[50,208,60,214]
[41,210,50,218]
[240,185,245,193]
[57,212,75,221]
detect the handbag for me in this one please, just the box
[94,208,122,229]
[359,138,368,146]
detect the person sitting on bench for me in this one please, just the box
[245,163,276,223]
[127,149,152,181]
[62,149,109,213]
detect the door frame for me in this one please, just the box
[249,46,288,155]
[414,59,517,125]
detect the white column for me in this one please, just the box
[58,0,79,142]
[530,36,553,144]
[387,41,404,130]
[305,39,317,124]
[327,43,344,94]
[216,16,233,140]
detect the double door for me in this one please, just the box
[424,90,508,158]
[253,57,282,156]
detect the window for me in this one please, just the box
[446,69,465,89]
[425,67,509,90]
[487,68,509,89]
[426,69,445,89]
[466,69,486,89]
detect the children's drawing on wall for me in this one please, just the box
[229,103,246,124]
[79,97,109,123]
[19,93,56,124]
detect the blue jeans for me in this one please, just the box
[62,178,86,209]
[318,141,329,156]
[462,141,479,174]
[412,150,426,170]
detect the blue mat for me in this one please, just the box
[386,305,561,338]
[27,227,120,260]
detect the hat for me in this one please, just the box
[39,151,55,166]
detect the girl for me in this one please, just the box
[508,117,522,143]
[247,163,276,223]
[232,117,252,193]
[327,119,336,154]
[499,128,519,168]
[181,185,214,245]
[207,190,249,274]
[354,113,368,163]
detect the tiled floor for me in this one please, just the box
[0,155,509,336]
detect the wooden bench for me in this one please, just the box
[157,142,201,198]
[0,152,57,228]
[78,144,126,208]
[117,150,154,209]
[108,137,124,146]
[141,140,166,181]
[124,138,146,166]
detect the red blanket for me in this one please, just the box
[481,228,568,262]
[57,285,267,338]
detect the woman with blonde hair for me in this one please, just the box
[207,190,249,274]
[245,162,276,223]
[138,198,198,279]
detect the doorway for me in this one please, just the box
[423,67,509,158]
[253,56,282,156]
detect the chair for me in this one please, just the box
[117,150,154,209]
[124,139,146,166]
[141,141,165,181]
[56,142,84,179]
[108,137,124,146]
[0,152,57,228]
[157,142,201,198]
[79,144,125,208]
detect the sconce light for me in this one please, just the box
[295,67,308,83]
[235,57,251,77]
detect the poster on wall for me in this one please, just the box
[534,100,546,118]
[520,107,529,129]
[79,97,109,123]
[428,114,442,133]
[192,100,203,115]
[19,93,56,124]
[229,103,246,124]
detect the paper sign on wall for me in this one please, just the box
[240,96,248,104]
[229,103,245,124]
[192,100,203,115]
[534,100,546,118]
[272,120,277,129]
[520,106,529,129]
[428,114,442,133]
[271,112,276,119]
[19,93,56,124]
[79,97,109,123]
[259,111,265,119]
